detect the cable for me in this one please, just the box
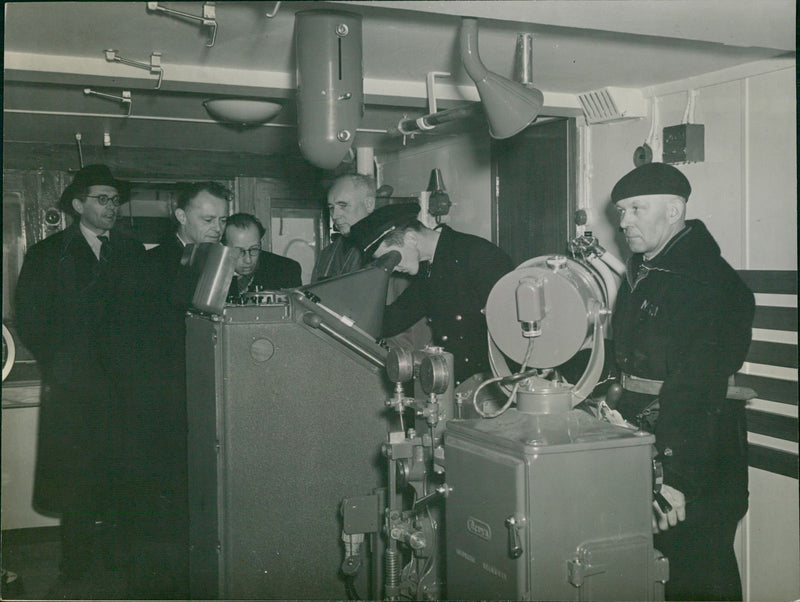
[473,337,534,418]
[344,575,361,600]
[415,507,437,599]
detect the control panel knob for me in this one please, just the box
[546,255,568,272]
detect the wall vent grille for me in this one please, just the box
[578,87,646,124]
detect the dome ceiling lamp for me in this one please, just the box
[202,98,283,126]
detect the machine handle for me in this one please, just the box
[505,515,524,559]
[302,312,385,368]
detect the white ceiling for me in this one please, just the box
[3,1,795,166]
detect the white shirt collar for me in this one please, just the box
[79,222,109,260]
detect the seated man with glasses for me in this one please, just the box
[222,213,302,299]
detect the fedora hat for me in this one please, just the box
[58,164,131,213]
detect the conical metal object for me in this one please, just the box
[460,18,543,139]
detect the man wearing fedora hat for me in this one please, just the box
[349,203,513,385]
[14,164,145,584]
[609,163,754,600]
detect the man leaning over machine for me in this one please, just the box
[349,203,513,385]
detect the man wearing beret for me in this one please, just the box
[610,162,754,600]
[14,164,145,585]
[350,203,514,385]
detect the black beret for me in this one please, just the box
[349,202,421,256]
[611,162,691,203]
[59,164,130,213]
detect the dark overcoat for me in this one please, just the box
[311,235,366,283]
[14,223,145,513]
[382,225,514,384]
[122,236,189,496]
[612,219,754,599]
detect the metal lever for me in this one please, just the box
[83,88,132,116]
[104,49,164,90]
[505,515,525,559]
[147,1,218,47]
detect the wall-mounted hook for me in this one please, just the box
[265,2,281,18]
[104,49,164,90]
[147,1,218,47]
[84,88,133,117]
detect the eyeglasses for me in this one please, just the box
[235,246,261,259]
[85,194,123,207]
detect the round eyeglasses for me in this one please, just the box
[235,246,261,259]
[85,194,123,207]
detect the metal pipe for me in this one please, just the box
[389,104,479,137]
[4,108,389,134]
[460,18,489,83]
[515,33,534,86]
[371,487,386,600]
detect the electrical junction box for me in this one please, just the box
[663,124,705,164]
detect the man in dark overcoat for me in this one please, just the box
[349,203,514,385]
[311,174,377,282]
[112,181,229,598]
[14,164,145,581]
[610,163,754,601]
[222,213,302,297]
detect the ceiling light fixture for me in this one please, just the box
[202,98,283,126]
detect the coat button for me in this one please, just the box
[441,335,448,342]
[455,315,462,321]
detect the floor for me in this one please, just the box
[1,527,133,600]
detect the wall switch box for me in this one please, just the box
[663,124,704,164]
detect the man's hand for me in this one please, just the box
[652,484,686,533]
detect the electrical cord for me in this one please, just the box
[344,575,361,600]
[473,337,535,418]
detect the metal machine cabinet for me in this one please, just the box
[445,408,666,601]
[185,299,392,600]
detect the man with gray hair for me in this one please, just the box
[610,162,754,601]
[312,174,377,282]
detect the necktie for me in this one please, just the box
[97,235,111,263]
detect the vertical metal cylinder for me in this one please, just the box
[356,146,374,175]
[295,10,363,169]
[515,33,534,86]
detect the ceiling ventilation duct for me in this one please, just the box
[578,87,646,124]
[295,10,364,170]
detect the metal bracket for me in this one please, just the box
[146,1,217,47]
[104,49,164,90]
[83,88,132,117]
[265,1,281,18]
[425,71,451,114]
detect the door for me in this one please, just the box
[492,118,577,265]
